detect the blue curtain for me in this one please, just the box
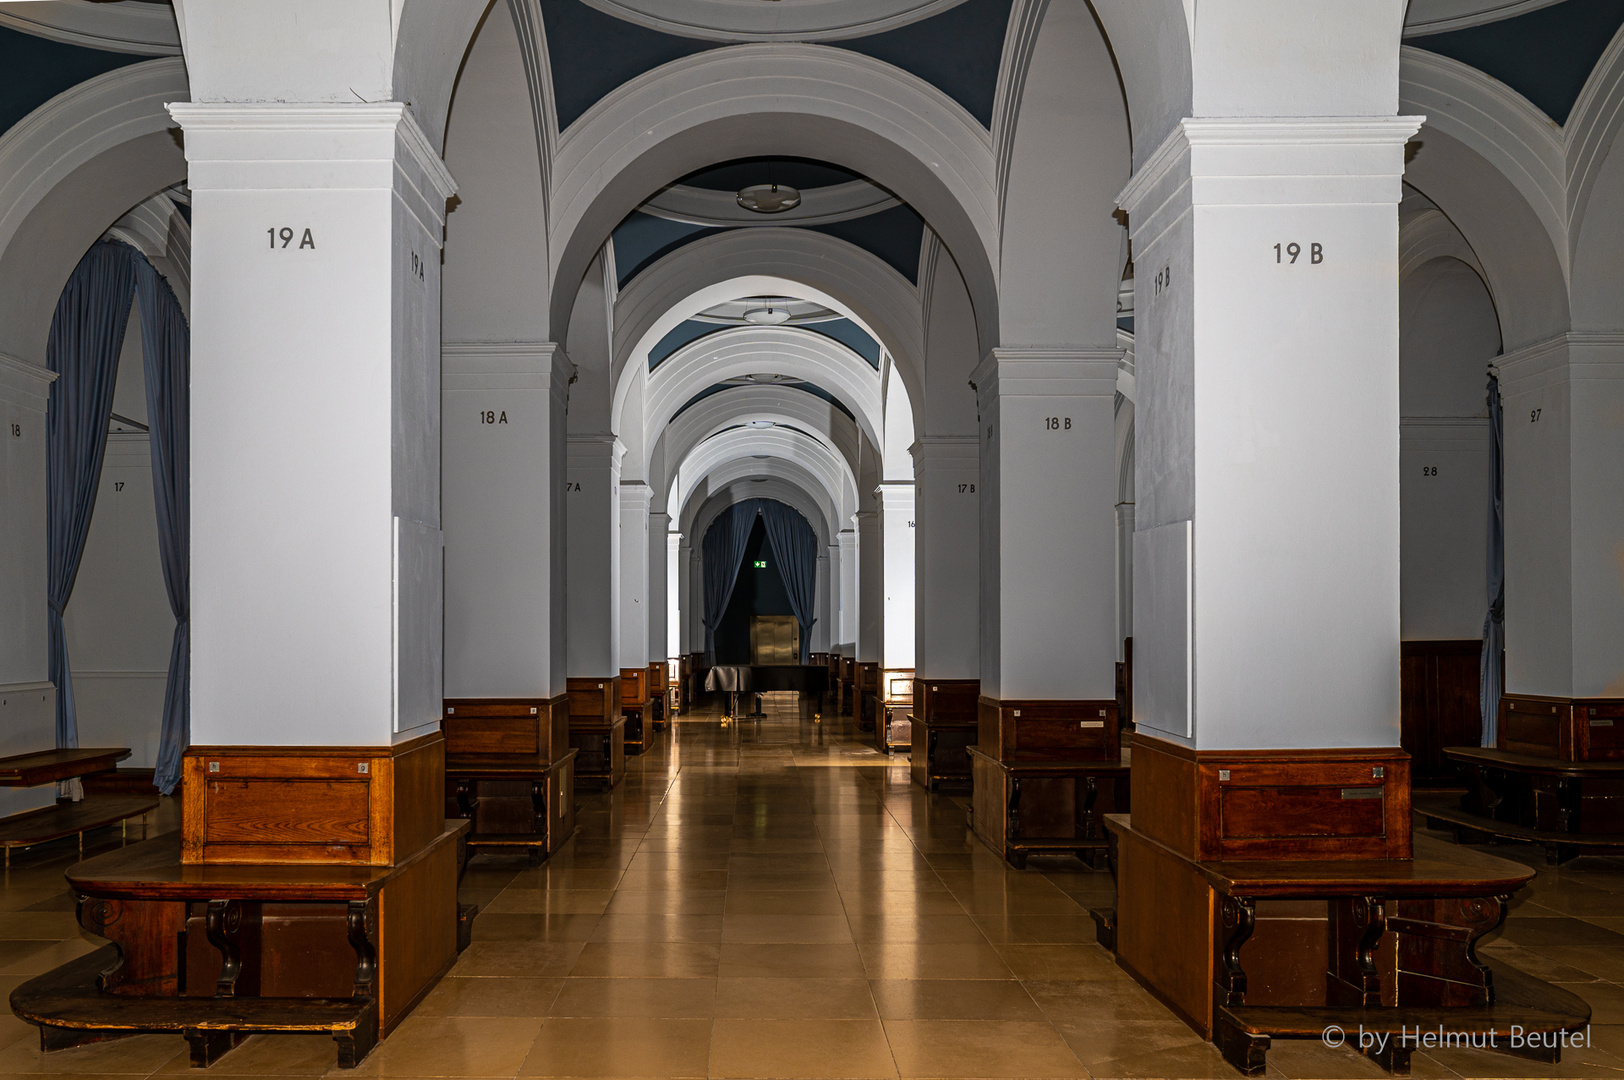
[1480,374,1505,747]
[45,242,138,762]
[133,257,189,795]
[759,500,817,663]
[701,501,758,664]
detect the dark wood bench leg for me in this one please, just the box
[1218,896,1255,1006]
[184,1028,243,1067]
[334,1000,379,1069]
[1005,779,1026,868]
[1360,1039,1412,1075]
[1213,1012,1269,1076]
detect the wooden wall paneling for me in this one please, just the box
[567,677,622,728]
[977,698,1120,761]
[376,833,459,1033]
[971,751,1007,858]
[1111,820,1217,1036]
[1239,899,1332,1007]
[1195,749,1411,861]
[79,896,187,995]
[1500,696,1574,759]
[180,733,445,866]
[1129,735,1199,858]
[1586,702,1624,761]
[1400,640,1483,783]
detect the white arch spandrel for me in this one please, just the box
[548,45,1000,358]
[611,228,924,430]
[0,57,189,366]
[645,326,885,459]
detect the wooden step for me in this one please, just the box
[11,945,378,1068]
[1416,793,1624,863]
[0,748,130,788]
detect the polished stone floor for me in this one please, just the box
[1,693,1623,1078]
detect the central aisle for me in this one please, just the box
[376,692,1234,1079]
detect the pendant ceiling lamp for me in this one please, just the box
[744,305,792,325]
[737,182,801,213]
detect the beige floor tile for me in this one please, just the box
[353,1015,544,1077]
[614,869,731,892]
[413,976,564,1017]
[481,889,615,916]
[518,1016,712,1077]
[724,889,847,915]
[451,940,586,978]
[709,1017,897,1078]
[567,940,721,978]
[721,913,854,943]
[840,891,968,916]
[883,1018,1088,1078]
[847,914,987,943]
[858,942,1015,980]
[719,942,868,978]
[971,914,1103,944]
[602,890,726,915]
[714,976,878,1018]
[869,978,1046,1020]
[993,942,1121,980]
[469,913,602,942]
[588,913,723,942]
[548,976,716,1017]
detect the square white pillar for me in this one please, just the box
[1120,117,1420,751]
[877,481,915,669]
[172,102,455,746]
[618,482,652,671]
[566,434,622,676]
[912,436,978,679]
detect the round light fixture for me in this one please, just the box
[736,183,801,214]
[744,306,792,325]
[746,420,776,429]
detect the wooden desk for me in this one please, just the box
[446,750,576,866]
[967,747,1129,867]
[0,747,129,787]
[1102,815,1589,1076]
[11,822,471,1069]
[1422,746,1624,862]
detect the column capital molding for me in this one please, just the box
[970,348,1119,401]
[443,341,571,394]
[0,351,57,412]
[1496,330,1624,397]
[619,481,654,513]
[1119,115,1423,246]
[167,101,456,234]
[567,433,626,471]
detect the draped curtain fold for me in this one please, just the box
[1480,373,1505,747]
[45,242,138,776]
[701,500,759,664]
[133,257,190,795]
[758,501,817,664]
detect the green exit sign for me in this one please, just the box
[754,560,767,569]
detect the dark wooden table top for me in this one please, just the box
[1106,815,1535,898]
[0,748,129,787]
[446,748,577,776]
[1444,746,1624,776]
[65,821,470,902]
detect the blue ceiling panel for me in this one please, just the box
[0,25,142,140]
[612,211,724,287]
[1409,0,1624,124]
[673,381,857,422]
[805,203,925,284]
[649,319,726,368]
[539,0,716,130]
[832,0,1014,127]
[808,318,881,368]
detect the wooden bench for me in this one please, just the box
[872,668,913,755]
[1100,816,1590,1076]
[967,746,1129,867]
[1418,746,1624,863]
[10,822,472,1069]
[0,748,156,867]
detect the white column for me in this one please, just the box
[1499,336,1624,698]
[856,512,882,664]
[0,356,58,817]
[1116,501,1135,658]
[647,511,670,664]
[566,435,622,677]
[677,539,694,656]
[912,436,978,679]
[972,350,1118,703]
[665,529,682,662]
[443,343,568,698]
[173,102,455,746]
[812,549,831,653]
[877,482,916,669]
[618,482,651,671]
[837,530,858,655]
[1119,116,1419,750]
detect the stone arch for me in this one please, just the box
[645,326,886,460]
[611,229,924,433]
[547,45,1000,357]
